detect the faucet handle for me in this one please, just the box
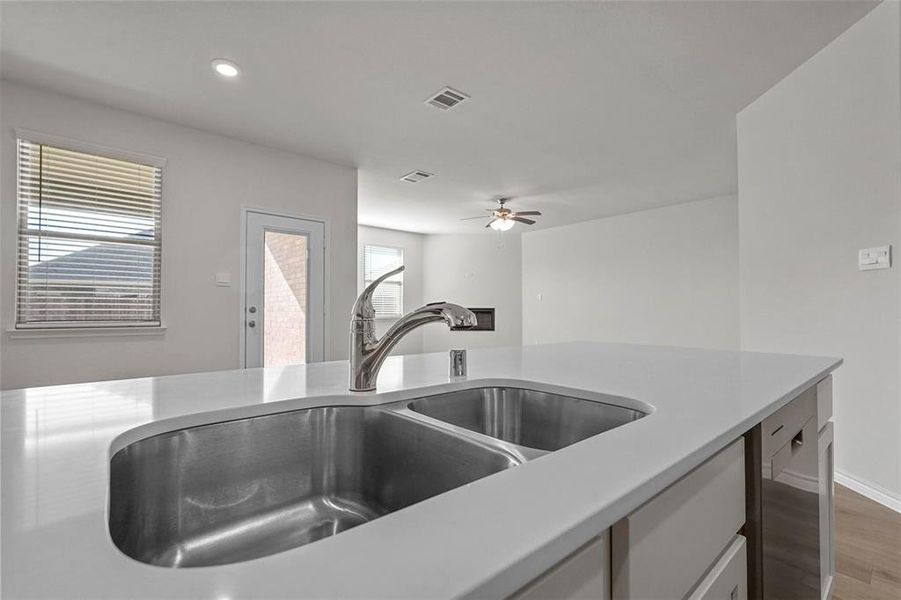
[351,265,405,320]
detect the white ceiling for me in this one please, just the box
[1,1,876,233]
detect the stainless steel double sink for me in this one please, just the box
[109,386,647,568]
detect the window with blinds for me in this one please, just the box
[16,138,163,328]
[362,245,403,318]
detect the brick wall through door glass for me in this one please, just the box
[264,231,308,366]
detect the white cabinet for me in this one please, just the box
[687,535,748,600]
[817,375,835,600]
[510,378,834,600]
[611,439,746,600]
[512,533,611,600]
[511,440,746,600]
[817,375,833,431]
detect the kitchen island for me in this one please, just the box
[0,342,839,599]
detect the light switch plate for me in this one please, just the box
[215,272,232,286]
[859,245,891,271]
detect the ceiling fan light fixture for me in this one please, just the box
[490,218,515,232]
[463,197,542,230]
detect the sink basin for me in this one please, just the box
[109,407,520,567]
[408,387,646,451]
[110,385,647,567]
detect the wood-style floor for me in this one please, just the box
[833,484,901,600]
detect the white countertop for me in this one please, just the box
[0,342,840,599]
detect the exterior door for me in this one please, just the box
[243,210,325,367]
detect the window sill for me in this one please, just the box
[6,326,167,340]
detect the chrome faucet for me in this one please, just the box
[349,265,477,392]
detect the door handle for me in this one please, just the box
[248,320,256,328]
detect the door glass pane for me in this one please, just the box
[263,231,308,366]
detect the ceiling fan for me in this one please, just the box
[461,198,542,231]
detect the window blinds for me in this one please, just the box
[16,139,163,328]
[362,245,403,317]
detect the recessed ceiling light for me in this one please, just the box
[211,59,240,78]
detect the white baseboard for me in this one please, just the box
[835,469,901,514]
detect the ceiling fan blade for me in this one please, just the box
[460,215,490,221]
[511,217,536,225]
[512,211,541,216]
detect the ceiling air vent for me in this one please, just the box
[425,87,469,111]
[400,170,433,183]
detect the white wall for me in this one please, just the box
[737,2,901,500]
[522,196,740,350]
[357,225,425,355]
[0,82,358,390]
[421,233,522,352]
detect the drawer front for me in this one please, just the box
[612,439,746,600]
[512,533,610,600]
[762,386,817,459]
[817,376,833,431]
[687,535,748,600]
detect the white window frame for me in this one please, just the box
[13,129,167,335]
[362,244,404,319]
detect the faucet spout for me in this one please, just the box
[349,267,476,391]
[404,301,478,331]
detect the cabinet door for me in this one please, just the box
[818,422,835,600]
[611,439,746,599]
[512,533,610,600]
[687,535,748,600]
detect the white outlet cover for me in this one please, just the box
[859,245,891,271]
[215,272,232,286]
